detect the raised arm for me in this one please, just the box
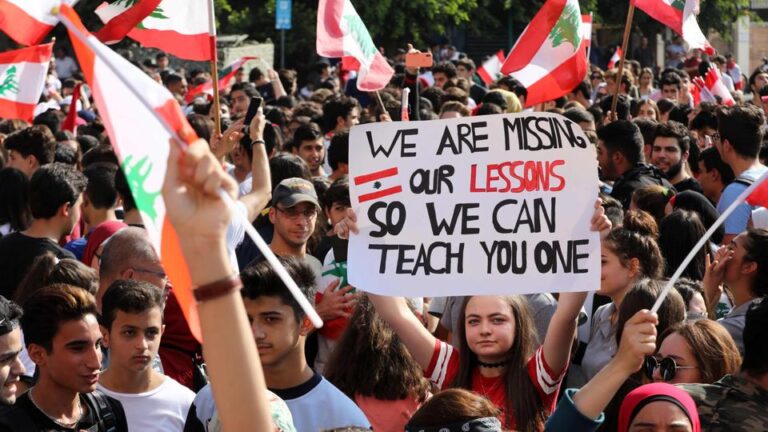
[240,110,271,221]
[162,138,272,432]
[542,200,611,374]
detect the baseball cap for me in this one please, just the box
[271,178,320,209]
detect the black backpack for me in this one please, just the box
[0,390,119,431]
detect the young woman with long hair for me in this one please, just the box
[324,296,431,432]
[363,203,611,431]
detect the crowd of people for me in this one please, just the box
[0,36,766,432]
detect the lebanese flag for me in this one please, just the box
[354,167,402,204]
[185,56,256,103]
[501,0,589,107]
[0,43,53,122]
[632,0,713,53]
[94,0,161,44]
[703,66,735,106]
[582,13,592,59]
[477,50,506,86]
[96,0,213,61]
[747,178,768,209]
[317,0,394,91]
[61,82,82,134]
[0,0,78,46]
[608,47,622,69]
[58,4,203,340]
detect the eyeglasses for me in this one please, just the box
[643,356,698,382]
[275,206,318,220]
[131,267,168,282]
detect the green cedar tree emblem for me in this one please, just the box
[0,66,19,97]
[549,2,582,52]
[342,13,377,62]
[322,260,350,289]
[122,155,161,224]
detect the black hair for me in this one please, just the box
[476,103,504,116]
[54,143,78,166]
[599,94,630,120]
[248,67,264,83]
[668,105,692,126]
[656,99,676,115]
[570,81,592,100]
[83,163,118,210]
[432,61,457,79]
[748,68,768,91]
[322,96,359,134]
[654,121,691,154]
[162,73,183,87]
[716,104,765,159]
[269,153,311,190]
[742,297,768,375]
[698,146,735,185]
[29,163,87,219]
[114,167,136,212]
[633,118,659,146]
[660,73,682,90]
[659,210,708,281]
[187,114,214,144]
[291,123,322,151]
[672,278,704,312]
[76,135,99,156]
[421,87,445,113]
[743,228,768,298]
[82,144,119,167]
[322,177,350,210]
[0,168,31,233]
[33,110,62,135]
[597,120,644,165]
[600,193,624,228]
[230,82,258,98]
[101,279,165,330]
[328,131,349,171]
[482,91,508,111]
[240,257,317,323]
[4,126,56,166]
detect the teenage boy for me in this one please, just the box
[0,163,86,300]
[3,126,56,178]
[184,257,369,432]
[697,147,735,205]
[291,124,326,177]
[715,105,768,244]
[97,280,195,431]
[0,284,128,431]
[0,296,24,408]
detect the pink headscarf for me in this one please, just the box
[82,220,127,266]
[618,383,700,432]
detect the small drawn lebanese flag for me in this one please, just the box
[354,167,402,203]
[501,0,589,107]
[608,47,622,69]
[477,50,506,86]
[185,56,256,103]
[94,0,161,44]
[59,4,203,340]
[0,43,53,122]
[632,0,712,54]
[317,0,394,91]
[96,0,212,61]
[0,0,78,46]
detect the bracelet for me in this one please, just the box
[252,139,265,146]
[193,274,242,303]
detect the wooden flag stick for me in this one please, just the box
[375,90,387,116]
[206,0,221,137]
[611,3,635,116]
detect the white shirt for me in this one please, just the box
[97,376,195,432]
[55,56,79,80]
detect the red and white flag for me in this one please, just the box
[61,82,82,134]
[0,43,53,122]
[58,4,202,339]
[96,0,213,61]
[693,66,735,106]
[632,0,713,53]
[581,13,593,59]
[477,50,506,86]
[501,0,589,107]
[94,0,162,44]
[354,167,402,204]
[185,56,256,103]
[608,47,622,69]
[0,0,78,46]
[317,0,394,91]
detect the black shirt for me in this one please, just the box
[0,392,128,431]
[0,232,75,300]
[673,177,704,195]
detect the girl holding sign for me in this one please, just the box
[340,201,611,430]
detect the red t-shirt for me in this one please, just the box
[424,340,564,430]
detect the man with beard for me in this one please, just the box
[651,121,703,194]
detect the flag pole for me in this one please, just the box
[611,3,635,115]
[207,0,222,137]
[374,90,386,117]
[651,169,768,313]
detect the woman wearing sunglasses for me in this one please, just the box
[646,319,741,384]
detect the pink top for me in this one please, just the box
[354,394,424,432]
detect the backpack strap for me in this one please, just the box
[83,390,118,432]
[734,174,754,187]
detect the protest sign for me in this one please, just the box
[348,112,600,297]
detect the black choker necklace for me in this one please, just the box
[477,359,509,368]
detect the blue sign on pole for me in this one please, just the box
[276,0,292,30]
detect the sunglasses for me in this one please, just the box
[643,356,697,382]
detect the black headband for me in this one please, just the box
[405,417,502,432]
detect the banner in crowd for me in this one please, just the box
[96,0,212,61]
[0,0,78,46]
[0,43,53,122]
[348,113,600,297]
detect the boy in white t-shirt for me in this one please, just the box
[97,280,195,432]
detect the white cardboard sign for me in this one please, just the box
[348,112,600,297]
